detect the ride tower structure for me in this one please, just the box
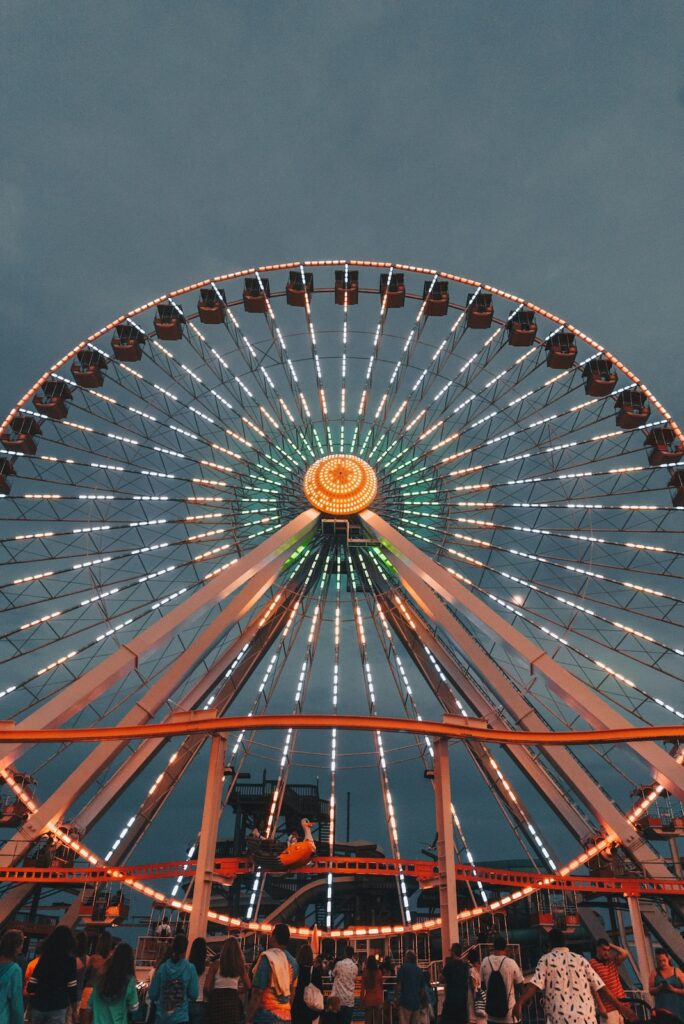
[0,260,683,977]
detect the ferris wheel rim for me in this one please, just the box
[1,257,683,939]
[3,257,682,445]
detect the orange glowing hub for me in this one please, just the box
[303,455,378,516]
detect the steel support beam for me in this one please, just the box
[361,510,684,803]
[627,896,654,993]
[188,733,226,946]
[434,738,458,951]
[0,558,286,872]
[1,509,318,765]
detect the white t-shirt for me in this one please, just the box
[530,947,605,1024]
[480,954,523,1024]
[331,958,358,1007]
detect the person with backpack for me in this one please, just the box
[148,935,199,1024]
[479,936,522,1024]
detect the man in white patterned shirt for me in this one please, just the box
[514,929,633,1024]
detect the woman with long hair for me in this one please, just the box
[26,925,79,1024]
[292,943,323,1024]
[204,938,250,1024]
[0,929,24,1024]
[81,932,114,1024]
[187,939,208,1024]
[360,956,383,1024]
[88,943,138,1024]
[148,934,198,1024]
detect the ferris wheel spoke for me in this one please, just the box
[2,261,683,938]
[358,546,553,888]
[442,528,684,621]
[440,556,684,717]
[97,565,315,871]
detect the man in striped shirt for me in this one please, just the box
[589,940,632,1024]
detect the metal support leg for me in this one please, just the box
[187,733,227,947]
[626,895,653,995]
[434,736,458,954]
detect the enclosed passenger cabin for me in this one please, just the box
[582,358,618,397]
[0,773,36,826]
[286,271,314,307]
[154,303,185,341]
[335,269,359,305]
[71,349,107,389]
[1,416,41,455]
[25,825,80,869]
[545,330,578,369]
[380,273,405,308]
[422,280,448,316]
[80,883,129,923]
[644,427,684,467]
[669,469,684,507]
[242,277,270,313]
[0,795,29,828]
[615,389,650,429]
[197,287,227,324]
[506,309,537,347]
[112,323,146,362]
[33,380,72,419]
[0,460,14,496]
[466,291,493,329]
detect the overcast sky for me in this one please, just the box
[1,0,683,423]
[1,1,683,916]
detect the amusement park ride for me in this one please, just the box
[1,260,684,984]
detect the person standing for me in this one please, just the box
[205,937,251,1024]
[331,948,357,1024]
[292,943,323,1024]
[649,949,684,1020]
[81,933,113,1024]
[480,937,522,1024]
[187,939,208,1024]
[514,928,630,1024]
[0,929,24,1024]
[26,925,79,1024]
[589,939,633,1024]
[88,943,139,1024]
[439,944,469,1024]
[393,951,427,1024]
[246,924,298,1024]
[360,956,384,1024]
[148,934,198,1024]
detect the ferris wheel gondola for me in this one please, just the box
[0,260,682,950]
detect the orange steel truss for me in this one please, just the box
[0,713,682,746]
[2,855,683,901]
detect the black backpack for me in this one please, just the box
[485,957,509,1018]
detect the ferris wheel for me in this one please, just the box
[1,259,684,951]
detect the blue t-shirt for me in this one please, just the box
[396,963,425,1011]
[149,960,198,1024]
[0,963,23,1024]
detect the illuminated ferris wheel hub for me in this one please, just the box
[1,258,684,968]
[303,453,378,515]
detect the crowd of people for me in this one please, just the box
[0,921,682,1024]
[437,928,684,1024]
